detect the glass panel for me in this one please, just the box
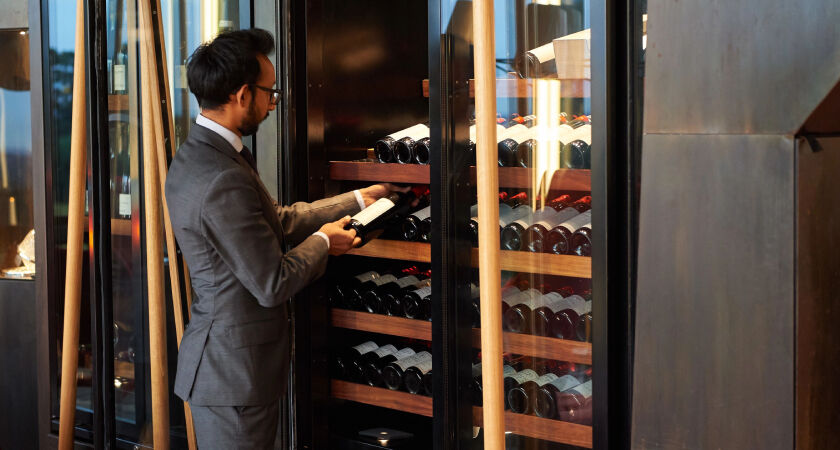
[461,0,594,448]
[0,29,34,280]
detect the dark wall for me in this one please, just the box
[0,279,38,449]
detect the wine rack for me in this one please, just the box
[331,380,593,447]
[346,238,591,278]
[331,309,592,365]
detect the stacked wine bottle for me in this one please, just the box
[333,341,433,396]
[329,266,434,321]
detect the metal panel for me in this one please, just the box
[0,280,37,450]
[0,0,27,29]
[796,136,840,449]
[632,134,795,450]
[643,0,840,135]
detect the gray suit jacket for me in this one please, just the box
[166,124,360,406]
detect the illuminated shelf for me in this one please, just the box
[422,78,591,99]
[331,380,592,447]
[330,310,592,364]
[345,239,430,262]
[329,161,591,192]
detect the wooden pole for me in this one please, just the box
[472,0,505,447]
[140,0,196,446]
[139,1,170,447]
[57,0,87,448]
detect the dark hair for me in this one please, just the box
[186,28,275,110]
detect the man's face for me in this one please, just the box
[237,54,277,136]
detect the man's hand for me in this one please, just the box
[319,216,362,256]
[358,183,411,207]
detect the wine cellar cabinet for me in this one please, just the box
[287,0,635,448]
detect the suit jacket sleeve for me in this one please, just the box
[202,168,330,308]
[275,191,362,246]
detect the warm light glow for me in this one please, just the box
[532,78,562,207]
[19,30,26,35]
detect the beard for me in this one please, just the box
[237,99,269,136]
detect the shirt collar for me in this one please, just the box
[195,113,244,153]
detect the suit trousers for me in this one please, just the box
[190,401,279,450]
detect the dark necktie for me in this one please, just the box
[240,146,258,174]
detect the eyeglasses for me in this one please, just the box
[251,84,281,105]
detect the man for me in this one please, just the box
[166,29,402,448]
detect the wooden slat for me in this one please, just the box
[111,218,132,236]
[331,309,431,341]
[346,239,431,262]
[330,161,590,192]
[108,94,129,112]
[330,380,592,447]
[331,380,433,417]
[331,310,591,362]
[422,78,591,99]
[472,408,593,448]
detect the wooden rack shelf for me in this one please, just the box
[422,78,591,99]
[331,380,592,447]
[108,94,129,112]
[345,239,431,262]
[329,161,591,192]
[330,310,592,364]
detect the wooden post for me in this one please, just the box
[57,0,87,448]
[472,0,505,448]
[140,0,196,446]
[139,1,170,447]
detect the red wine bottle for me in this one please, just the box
[332,341,378,380]
[497,116,537,166]
[349,344,397,381]
[546,194,573,211]
[546,210,591,255]
[570,195,592,213]
[329,271,381,308]
[534,374,585,419]
[500,285,524,316]
[502,206,560,251]
[509,372,574,415]
[468,283,481,328]
[514,41,556,78]
[470,363,517,406]
[402,284,433,320]
[375,124,429,163]
[403,355,434,394]
[402,205,431,241]
[531,291,569,336]
[394,125,431,164]
[562,123,592,169]
[506,191,529,208]
[347,273,398,311]
[385,277,431,317]
[570,220,592,256]
[554,380,593,424]
[525,207,580,253]
[503,369,539,412]
[549,294,589,339]
[382,351,432,391]
[346,186,425,244]
[575,299,592,342]
[501,288,544,333]
[515,119,585,168]
[422,370,434,396]
[412,137,432,165]
[467,123,508,165]
[362,274,427,314]
[362,346,416,387]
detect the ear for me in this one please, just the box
[233,84,250,107]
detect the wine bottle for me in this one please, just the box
[385,277,431,317]
[362,274,426,314]
[534,374,585,419]
[575,299,593,342]
[501,288,544,333]
[329,271,380,308]
[349,344,397,382]
[555,380,593,424]
[375,123,429,163]
[562,123,592,169]
[514,41,556,78]
[412,137,432,165]
[468,283,481,328]
[362,346,416,387]
[515,119,585,168]
[531,291,570,336]
[346,186,425,244]
[500,285,523,316]
[422,370,434,396]
[467,123,508,165]
[332,341,378,380]
[546,194,573,210]
[501,206,561,251]
[509,372,572,415]
[402,205,431,241]
[549,294,589,339]
[403,354,434,394]
[498,117,537,167]
[346,274,398,311]
[570,195,592,213]
[382,351,432,391]
[546,209,592,255]
[402,284,433,320]
[470,363,517,406]
[570,221,592,256]
[394,125,431,164]
[525,207,580,253]
[503,369,539,411]
[506,192,529,208]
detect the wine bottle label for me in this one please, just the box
[569,124,592,145]
[118,193,131,216]
[576,222,592,232]
[508,369,539,384]
[352,341,379,354]
[534,292,567,313]
[372,274,398,286]
[410,358,433,374]
[392,351,432,371]
[549,375,582,392]
[558,210,592,234]
[535,373,560,386]
[387,123,430,140]
[395,276,420,288]
[534,208,579,230]
[501,206,532,228]
[393,348,416,360]
[414,278,432,289]
[469,124,507,142]
[512,207,556,230]
[510,289,544,309]
[411,205,432,221]
[353,271,379,283]
[372,344,398,358]
[501,287,522,306]
[472,363,483,378]
[562,295,588,315]
[503,365,517,377]
[499,124,527,143]
[504,124,538,145]
[469,283,480,300]
[410,285,432,299]
[528,41,555,64]
[401,126,430,141]
[568,380,593,398]
[352,197,397,226]
[580,299,592,315]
